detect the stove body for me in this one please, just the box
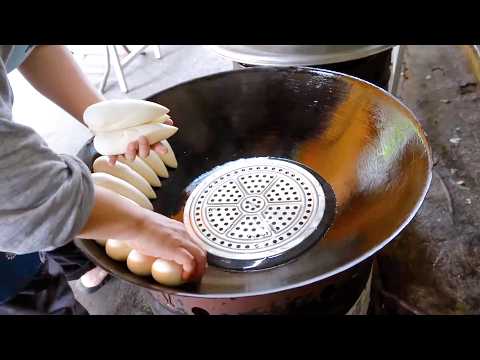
[148,258,372,315]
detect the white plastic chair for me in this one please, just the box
[99,45,161,94]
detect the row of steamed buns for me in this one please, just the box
[84,99,188,286]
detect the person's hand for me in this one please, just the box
[107,118,174,165]
[80,207,207,287]
[128,210,207,282]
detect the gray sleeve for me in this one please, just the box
[0,118,95,254]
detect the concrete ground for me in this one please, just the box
[7,45,480,314]
[374,45,480,315]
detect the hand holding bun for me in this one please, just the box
[84,99,205,287]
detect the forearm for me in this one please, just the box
[19,45,103,123]
[80,185,207,281]
[78,186,148,242]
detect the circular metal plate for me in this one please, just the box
[183,157,336,271]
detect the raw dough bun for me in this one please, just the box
[93,156,156,199]
[92,172,153,210]
[84,99,169,133]
[151,259,185,286]
[93,123,178,156]
[127,250,156,276]
[118,194,141,207]
[158,140,178,169]
[143,150,169,178]
[105,239,132,261]
[148,115,171,125]
[95,239,107,247]
[117,156,161,187]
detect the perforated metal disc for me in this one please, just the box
[184,157,336,271]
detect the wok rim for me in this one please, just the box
[75,66,433,299]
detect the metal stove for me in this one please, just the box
[209,45,403,94]
[75,66,432,315]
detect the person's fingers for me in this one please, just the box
[152,142,168,155]
[163,218,207,257]
[126,141,138,161]
[181,242,207,279]
[138,136,150,158]
[108,155,118,166]
[184,237,207,257]
[147,118,172,155]
[184,231,207,254]
[171,248,196,281]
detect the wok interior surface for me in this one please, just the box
[75,67,432,298]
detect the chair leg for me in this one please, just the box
[108,45,129,93]
[99,45,111,94]
[153,45,161,59]
[121,45,131,54]
[120,45,149,67]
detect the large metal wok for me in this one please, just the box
[75,67,432,315]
